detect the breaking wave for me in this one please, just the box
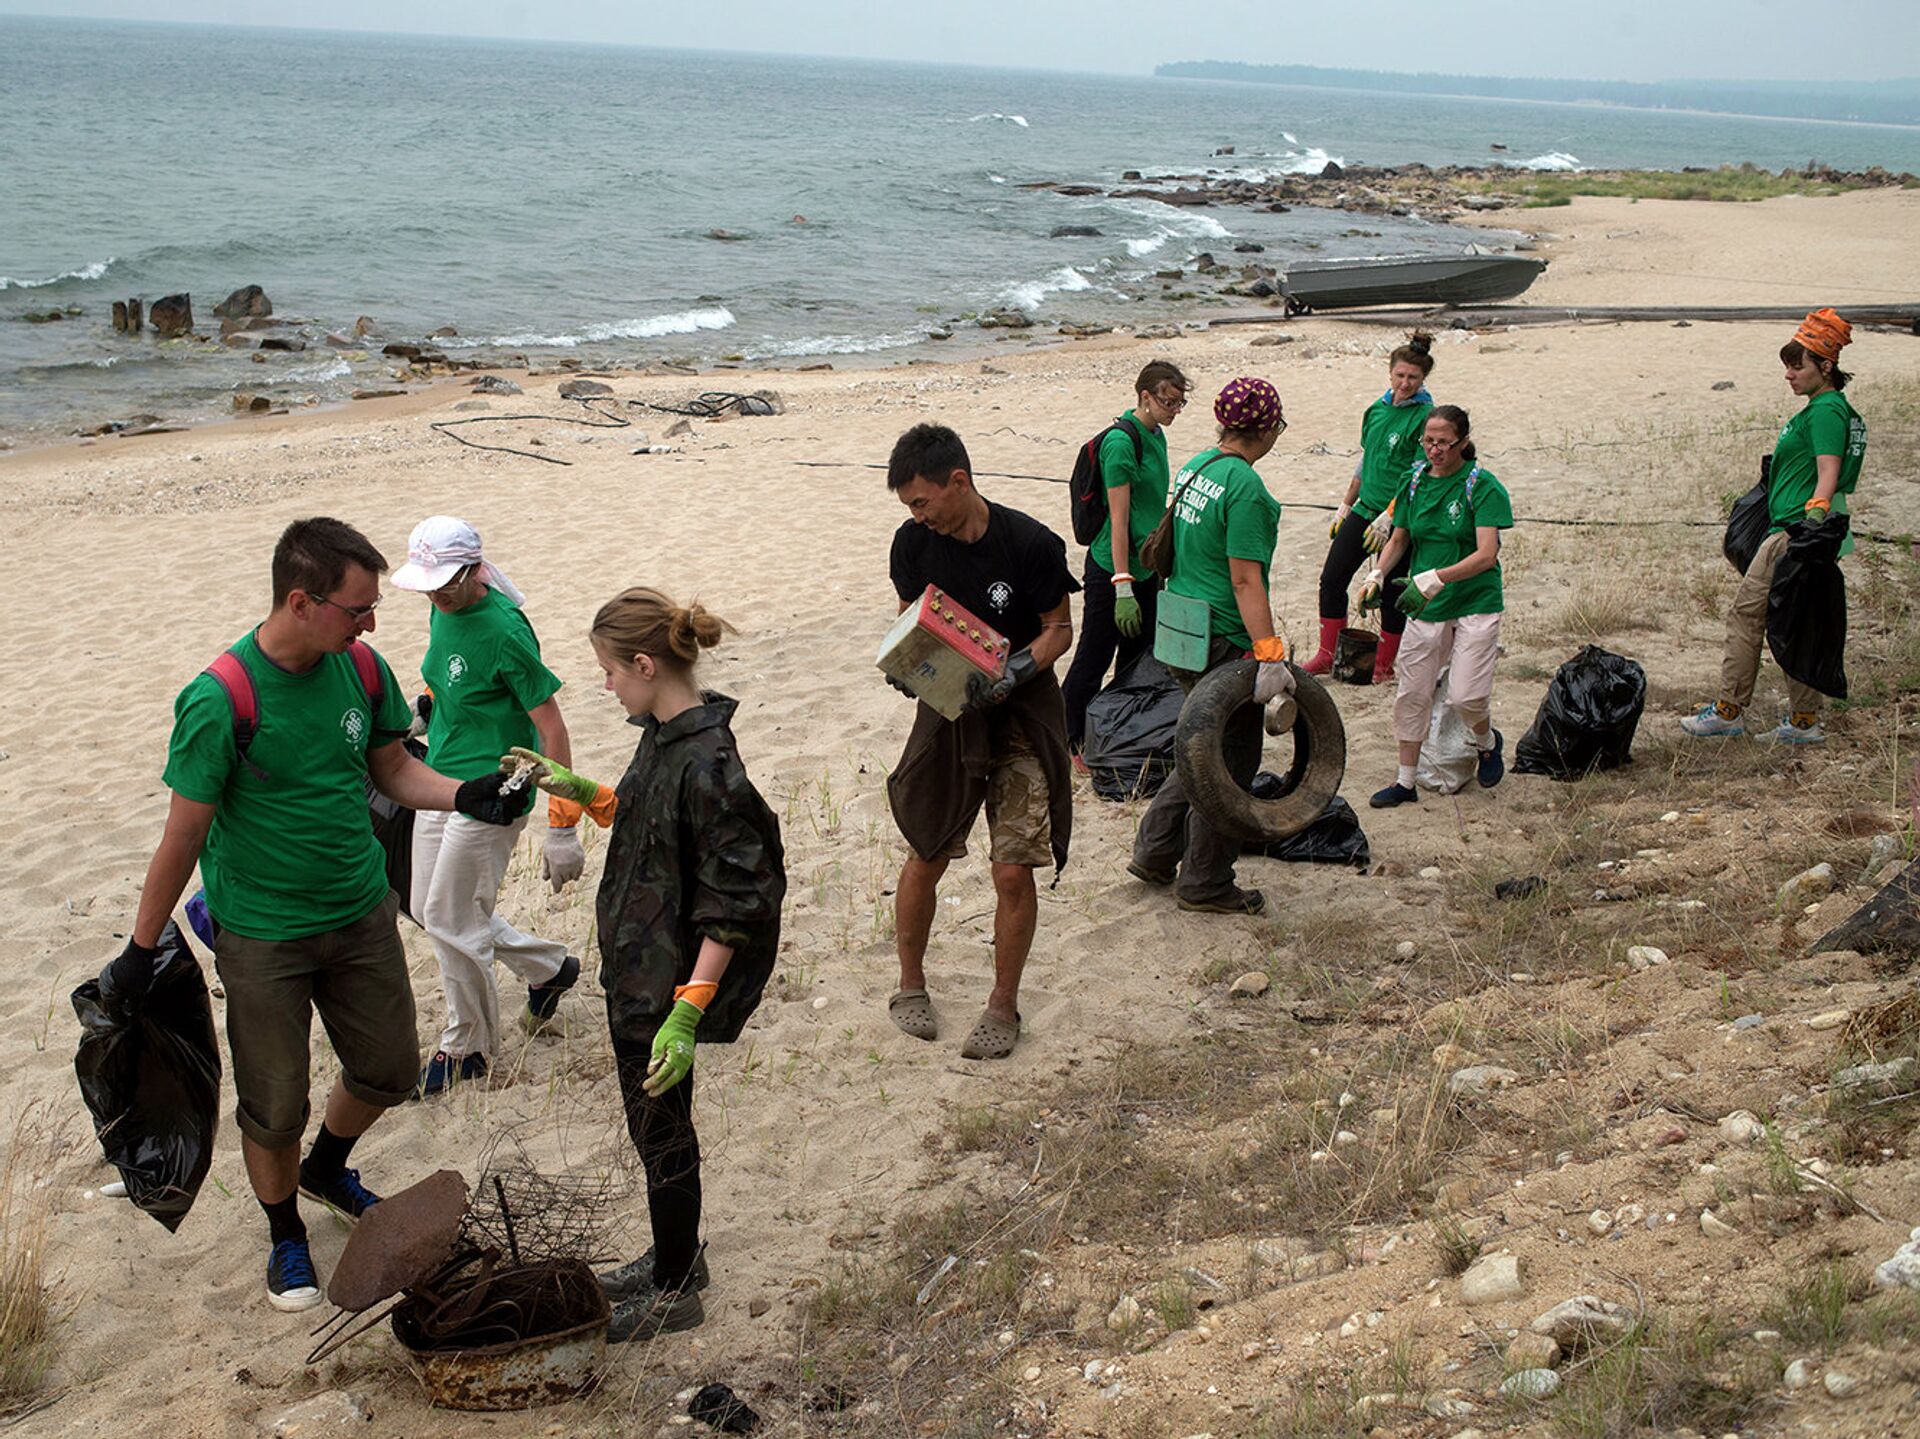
[465,306,737,348]
[968,112,1029,127]
[0,258,116,290]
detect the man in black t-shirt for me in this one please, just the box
[884,423,1077,1061]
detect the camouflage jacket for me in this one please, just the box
[595,692,785,1044]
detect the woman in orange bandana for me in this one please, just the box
[1682,309,1866,745]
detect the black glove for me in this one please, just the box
[883,672,918,700]
[455,771,535,826]
[100,937,161,1022]
[964,649,1040,713]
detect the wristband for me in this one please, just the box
[1111,571,1134,583]
[673,982,718,1011]
[1250,636,1287,663]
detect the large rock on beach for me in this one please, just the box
[557,378,614,398]
[149,293,194,337]
[212,285,272,319]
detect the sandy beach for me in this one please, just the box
[3,189,1919,1437]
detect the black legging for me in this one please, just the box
[1062,554,1161,748]
[1318,510,1410,635]
[613,1027,702,1290]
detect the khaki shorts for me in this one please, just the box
[213,892,419,1147]
[933,724,1053,868]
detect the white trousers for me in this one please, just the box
[411,809,566,1059]
[1393,612,1502,745]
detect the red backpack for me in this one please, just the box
[202,640,385,774]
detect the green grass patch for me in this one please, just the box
[1461,164,1918,206]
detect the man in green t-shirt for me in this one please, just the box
[106,518,531,1313]
[392,516,581,1098]
[1061,360,1189,759]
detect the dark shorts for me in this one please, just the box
[927,724,1052,868]
[213,892,419,1147]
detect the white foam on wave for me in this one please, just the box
[999,266,1097,312]
[968,112,1029,127]
[469,306,737,348]
[0,258,116,290]
[1110,197,1231,258]
[283,357,353,383]
[1282,131,1298,145]
[987,173,1007,185]
[1210,146,1344,182]
[756,329,926,358]
[1511,151,1584,171]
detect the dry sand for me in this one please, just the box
[1,190,1917,1437]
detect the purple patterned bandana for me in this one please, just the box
[1214,376,1282,431]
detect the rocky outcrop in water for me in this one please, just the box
[149,293,193,337]
[212,285,272,319]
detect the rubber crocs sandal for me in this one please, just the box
[888,988,937,1041]
[959,1009,1021,1060]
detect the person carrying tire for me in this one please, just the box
[390,516,581,1099]
[1061,360,1190,760]
[1362,405,1514,808]
[1681,308,1865,746]
[1300,332,1436,684]
[1129,377,1295,916]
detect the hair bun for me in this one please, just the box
[1406,330,1434,356]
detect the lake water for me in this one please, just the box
[5,15,1917,445]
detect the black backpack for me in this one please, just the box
[1069,416,1143,545]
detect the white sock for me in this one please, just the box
[1396,763,1416,788]
[1473,731,1494,751]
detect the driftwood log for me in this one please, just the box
[1811,856,1920,958]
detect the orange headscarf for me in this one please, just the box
[1792,307,1851,361]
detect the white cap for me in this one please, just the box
[391,515,525,606]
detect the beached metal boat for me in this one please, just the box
[1282,253,1546,313]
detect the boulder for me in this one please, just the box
[112,300,129,332]
[1050,225,1103,238]
[353,315,380,338]
[212,285,271,319]
[1778,862,1834,908]
[1319,160,1344,179]
[557,378,614,398]
[149,293,193,337]
[381,342,423,359]
[256,336,305,352]
[428,324,458,338]
[469,374,522,396]
[1499,1369,1559,1399]
[1448,1065,1521,1097]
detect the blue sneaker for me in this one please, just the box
[413,1049,488,1100]
[266,1238,322,1312]
[1369,782,1419,809]
[298,1162,381,1223]
[1680,704,1745,738]
[1477,729,1505,789]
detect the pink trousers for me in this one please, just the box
[1392,612,1502,745]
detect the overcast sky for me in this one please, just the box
[5,1,1918,82]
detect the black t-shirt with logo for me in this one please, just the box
[889,500,1078,652]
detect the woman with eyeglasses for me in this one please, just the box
[1299,331,1435,683]
[1360,405,1514,808]
[391,515,582,1097]
[1129,377,1293,916]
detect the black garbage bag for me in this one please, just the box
[1768,513,1848,700]
[1083,654,1184,802]
[71,919,221,1232]
[1723,454,1773,574]
[1512,645,1647,779]
[1243,778,1371,867]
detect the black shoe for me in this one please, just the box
[1126,859,1176,887]
[1477,729,1505,789]
[525,954,581,1030]
[413,1049,488,1100]
[1369,782,1419,809]
[598,1246,712,1300]
[266,1237,322,1312]
[607,1283,705,1342]
[1176,886,1265,916]
[297,1161,381,1223]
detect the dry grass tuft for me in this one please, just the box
[1,1108,68,1417]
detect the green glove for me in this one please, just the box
[1114,590,1142,638]
[505,745,600,806]
[643,998,702,1097]
[1397,576,1429,621]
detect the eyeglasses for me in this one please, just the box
[1155,390,1189,411]
[1274,416,1288,436]
[315,592,382,620]
[1422,435,1461,450]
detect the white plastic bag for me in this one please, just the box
[1416,665,1477,794]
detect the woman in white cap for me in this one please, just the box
[393,515,584,1096]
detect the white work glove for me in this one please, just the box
[1253,659,1296,705]
[1328,502,1351,539]
[1357,568,1385,612]
[1363,509,1394,554]
[1413,569,1446,599]
[541,825,586,891]
[1264,694,1298,736]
